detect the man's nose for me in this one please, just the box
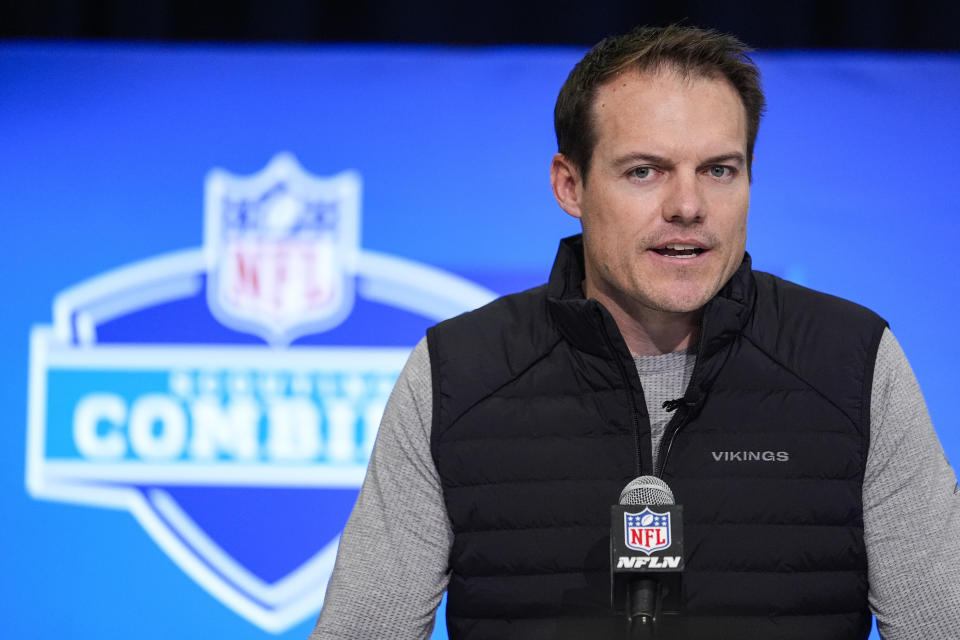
[662,172,704,224]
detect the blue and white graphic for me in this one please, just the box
[625,509,671,555]
[25,154,497,633]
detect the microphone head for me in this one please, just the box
[619,476,675,506]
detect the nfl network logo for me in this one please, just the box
[25,153,496,633]
[625,508,672,555]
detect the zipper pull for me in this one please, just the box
[662,398,685,412]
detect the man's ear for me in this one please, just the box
[550,153,584,219]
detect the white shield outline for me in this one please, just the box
[204,153,361,347]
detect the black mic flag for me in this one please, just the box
[610,476,684,627]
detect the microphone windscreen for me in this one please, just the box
[619,476,675,506]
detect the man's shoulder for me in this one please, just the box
[425,283,560,401]
[429,282,555,348]
[751,270,886,328]
[741,271,890,431]
[747,269,889,392]
[438,283,550,327]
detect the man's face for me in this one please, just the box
[553,68,750,315]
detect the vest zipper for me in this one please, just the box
[655,312,709,478]
[655,406,690,478]
[596,307,645,476]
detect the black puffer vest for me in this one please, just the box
[427,235,886,640]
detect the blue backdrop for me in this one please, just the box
[1,43,957,639]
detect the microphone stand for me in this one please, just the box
[628,578,659,639]
[629,617,654,640]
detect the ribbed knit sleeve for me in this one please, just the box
[864,328,960,639]
[310,338,451,640]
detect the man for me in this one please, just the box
[311,26,960,639]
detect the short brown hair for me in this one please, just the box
[555,25,766,180]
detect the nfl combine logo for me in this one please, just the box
[625,508,671,554]
[26,153,496,633]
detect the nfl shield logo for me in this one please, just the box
[625,508,671,554]
[205,153,361,346]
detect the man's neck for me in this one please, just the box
[584,282,701,357]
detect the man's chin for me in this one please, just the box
[643,288,715,315]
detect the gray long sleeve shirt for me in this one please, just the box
[311,328,960,639]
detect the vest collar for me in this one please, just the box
[545,234,756,363]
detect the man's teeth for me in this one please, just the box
[655,244,704,258]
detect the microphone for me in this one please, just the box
[610,476,684,632]
[621,477,673,624]
[619,476,675,507]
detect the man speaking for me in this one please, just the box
[311,25,960,639]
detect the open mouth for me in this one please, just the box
[651,244,706,259]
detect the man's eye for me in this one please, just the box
[631,167,654,179]
[709,166,733,179]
